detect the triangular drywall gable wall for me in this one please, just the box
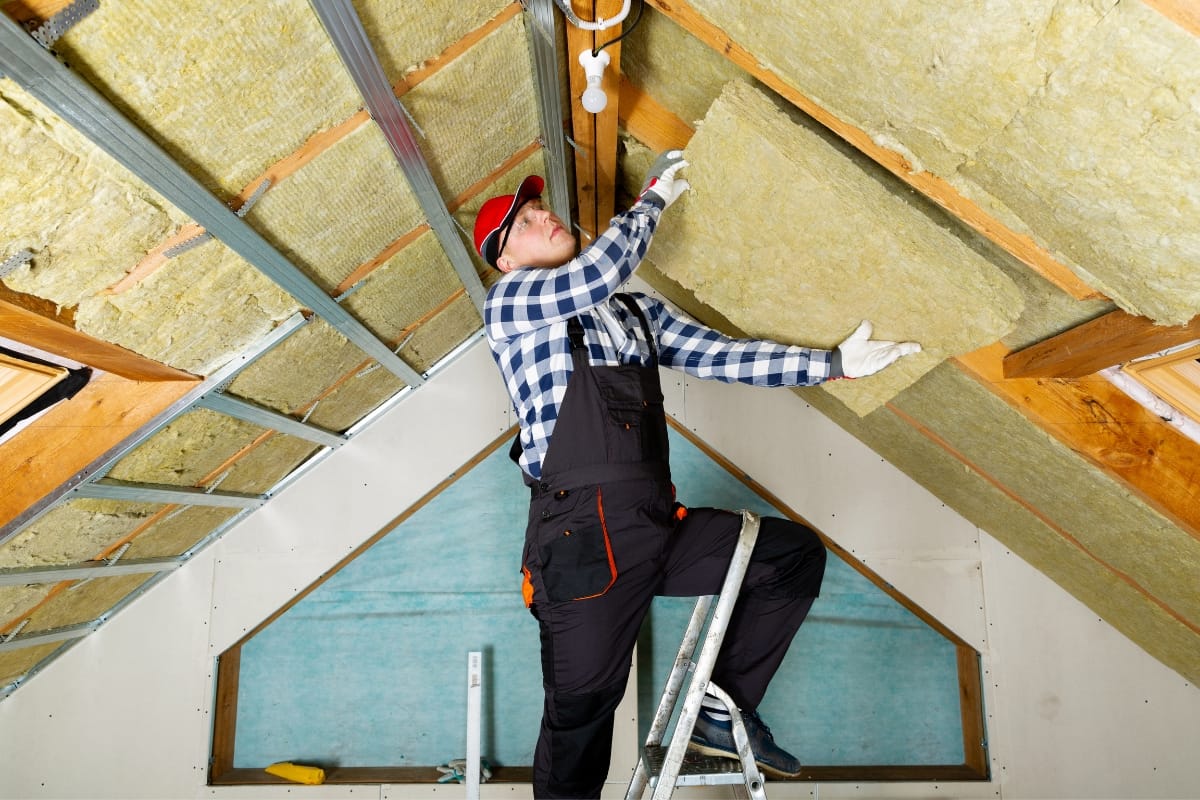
[213,424,984,783]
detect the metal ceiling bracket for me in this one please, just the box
[525,0,573,226]
[0,16,424,388]
[0,621,97,654]
[198,393,347,449]
[26,0,98,50]
[0,313,309,544]
[0,249,34,279]
[73,479,267,509]
[307,0,489,314]
[0,557,182,587]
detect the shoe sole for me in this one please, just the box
[686,740,802,779]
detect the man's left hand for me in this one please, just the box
[640,150,690,209]
[837,320,921,378]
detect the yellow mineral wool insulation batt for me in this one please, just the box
[648,81,1022,416]
[343,230,465,343]
[121,507,241,560]
[47,0,363,196]
[0,79,186,306]
[73,240,299,377]
[358,0,511,87]
[105,408,270,486]
[0,500,159,568]
[686,0,1113,179]
[0,643,62,687]
[246,121,425,293]
[226,319,387,414]
[20,574,152,634]
[962,0,1200,325]
[402,13,542,202]
[620,8,749,129]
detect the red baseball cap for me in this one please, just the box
[473,175,545,269]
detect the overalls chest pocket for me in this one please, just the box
[599,367,666,463]
[528,485,617,602]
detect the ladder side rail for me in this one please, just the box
[706,681,767,800]
[651,511,761,800]
[626,594,715,800]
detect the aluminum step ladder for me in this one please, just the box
[625,510,767,800]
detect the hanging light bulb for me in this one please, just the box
[579,49,610,114]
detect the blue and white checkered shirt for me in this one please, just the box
[484,197,834,479]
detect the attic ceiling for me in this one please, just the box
[1,0,1198,708]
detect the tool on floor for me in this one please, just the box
[626,510,767,800]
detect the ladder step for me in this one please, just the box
[642,745,746,787]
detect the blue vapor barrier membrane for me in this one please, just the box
[233,427,968,769]
[639,434,966,767]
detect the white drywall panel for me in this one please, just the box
[209,340,511,652]
[980,534,1200,800]
[666,370,988,650]
[0,552,217,799]
[2,336,1198,800]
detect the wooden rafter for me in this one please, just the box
[1004,309,1200,379]
[642,0,1104,302]
[0,288,196,382]
[566,0,625,241]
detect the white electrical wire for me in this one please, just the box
[552,0,632,30]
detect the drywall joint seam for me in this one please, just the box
[308,0,489,315]
[526,0,573,227]
[0,620,96,654]
[72,479,267,509]
[197,393,348,449]
[0,15,425,388]
[0,313,308,546]
[25,0,97,49]
[0,557,182,587]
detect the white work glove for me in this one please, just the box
[639,150,690,209]
[836,320,921,379]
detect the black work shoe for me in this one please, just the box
[688,709,803,779]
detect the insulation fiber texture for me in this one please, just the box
[686,0,1111,180]
[402,13,541,201]
[49,0,363,195]
[0,79,186,305]
[247,122,422,292]
[962,1,1200,324]
[650,82,1022,415]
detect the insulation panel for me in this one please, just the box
[0,79,186,305]
[105,409,270,486]
[226,320,392,420]
[20,574,152,634]
[648,81,1022,415]
[963,1,1200,324]
[0,642,61,687]
[0,500,159,568]
[246,122,424,293]
[48,0,363,196]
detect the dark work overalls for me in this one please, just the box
[519,295,827,799]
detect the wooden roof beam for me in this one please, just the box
[1004,309,1200,379]
[566,0,624,241]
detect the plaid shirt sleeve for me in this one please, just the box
[484,198,664,339]
[650,297,834,386]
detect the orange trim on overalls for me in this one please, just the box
[522,565,535,608]
[572,487,619,601]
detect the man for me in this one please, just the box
[473,152,920,798]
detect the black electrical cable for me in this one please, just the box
[592,0,645,56]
